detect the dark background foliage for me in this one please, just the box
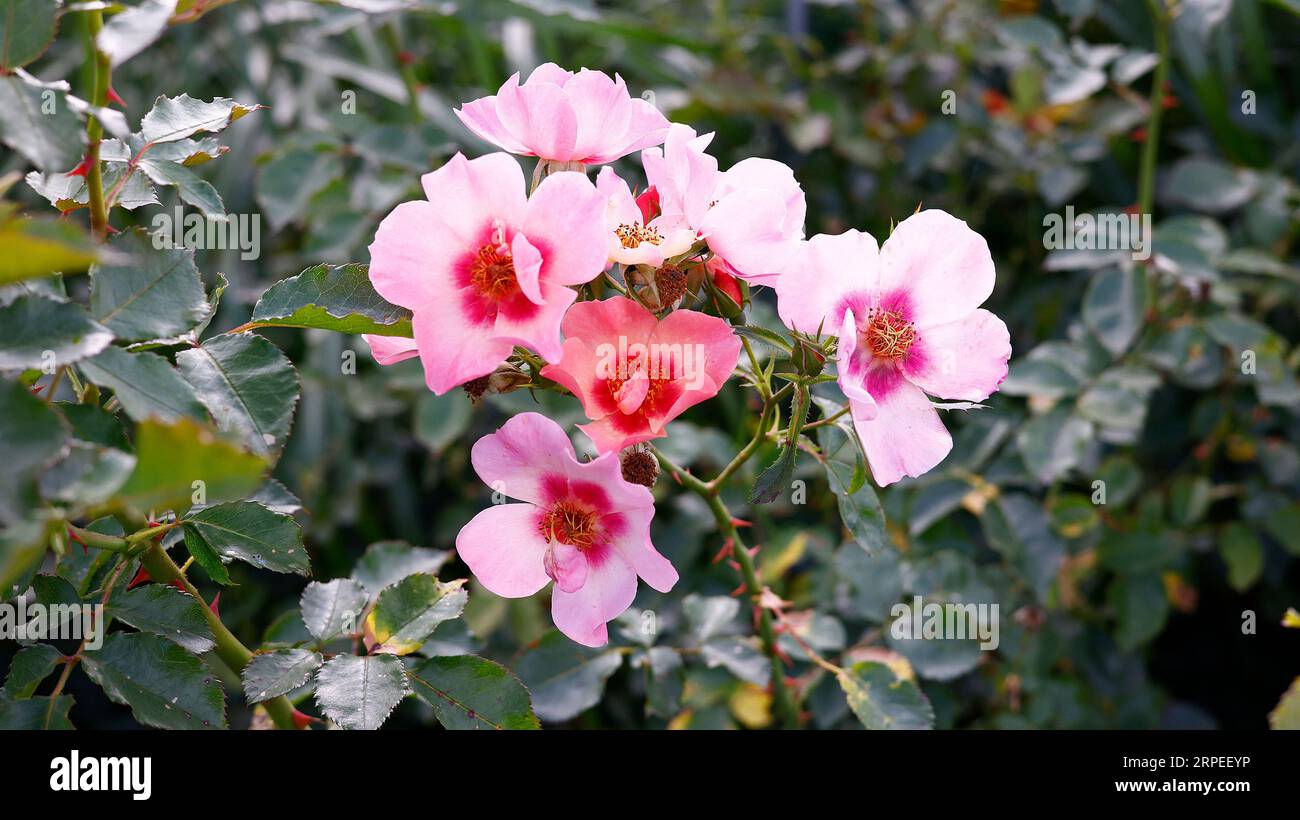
[3,0,1299,729]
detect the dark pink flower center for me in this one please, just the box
[864,308,916,359]
[538,501,602,551]
[470,243,519,300]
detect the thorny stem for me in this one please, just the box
[83,10,111,239]
[380,22,421,122]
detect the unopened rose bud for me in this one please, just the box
[464,364,530,403]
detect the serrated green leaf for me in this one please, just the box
[39,439,136,509]
[97,0,178,68]
[177,332,300,458]
[248,263,412,336]
[0,74,82,172]
[818,423,886,553]
[0,1,59,70]
[351,540,450,596]
[300,578,368,642]
[0,380,66,525]
[78,346,207,423]
[514,630,623,723]
[1083,267,1146,357]
[26,163,159,212]
[314,653,408,730]
[89,231,209,342]
[365,574,467,655]
[748,445,796,504]
[106,585,215,653]
[1017,404,1092,483]
[81,632,226,729]
[408,655,540,730]
[838,661,934,729]
[242,648,323,703]
[138,93,262,143]
[183,501,307,576]
[1219,523,1263,592]
[118,418,266,514]
[0,295,113,371]
[3,643,63,698]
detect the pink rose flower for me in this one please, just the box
[595,166,695,268]
[455,63,670,165]
[456,412,678,647]
[366,152,607,394]
[541,296,742,454]
[641,123,805,285]
[775,210,1011,486]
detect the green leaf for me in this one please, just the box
[0,217,101,283]
[26,162,160,212]
[1017,404,1092,483]
[106,585,216,653]
[118,418,267,514]
[138,93,263,144]
[300,578,368,642]
[700,636,770,685]
[1162,156,1258,213]
[0,295,114,370]
[3,643,63,698]
[0,74,83,173]
[255,149,345,231]
[182,525,230,586]
[1111,573,1169,650]
[631,646,683,718]
[351,540,450,596]
[414,391,472,453]
[1082,267,1146,357]
[408,655,541,730]
[39,439,136,509]
[0,695,74,729]
[748,446,796,504]
[514,630,623,723]
[97,0,178,68]
[81,632,226,729]
[248,263,412,337]
[1169,475,1211,526]
[1270,677,1300,730]
[819,422,886,553]
[242,648,323,703]
[1,519,50,598]
[313,654,408,730]
[1263,503,1300,556]
[365,575,467,655]
[1219,523,1263,592]
[683,594,740,642]
[78,346,207,423]
[0,1,59,70]
[177,332,300,457]
[89,231,209,342]
[980,493,1067,603]
[183,501,308,576]
[838,661,935,730]
[0,379,66,525]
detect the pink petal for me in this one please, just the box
[550,549,637,647]
[558,295,657,347]
[470,411,579,505]
[877,209,995,329]
[367,199,460,310]
[613,372,651,415]
[522,171,610,286]
[576,416,658,454]
[776,230,879,336]
[455,96,530,155]
[544,543,588,593]
[565,70,635,163]
[852,365,953,486]
[363,334,419,365]
[700,187,799,284]
[836,308,878,421]
[418,152,526,246]
[900,308,1011,402]
[605,504,677,593]
[718,157,806,232]
[524,62,573,87]
[642,124,719,228]
[649,308,741,394]
[412,289,513,394]
[496,76,579,162]
[540,339,619,422]
[596,165,643,228]
[510,232,544,305]
[596,97,670,163]
[455,503,552,598]
[492,280,577,363]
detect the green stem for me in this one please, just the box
[1137,0,1171,217]
[380,22,420,121]
[136,543,302,730]
[653,447,802,728]
[82,10,111,240]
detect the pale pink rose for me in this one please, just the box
[641,123,805,285]
[456,412,678,647]
[540,296,741,454]
[455,63,669,165]
[366,152,607,394]
[775,211,1011,486]
[595,166,695,268]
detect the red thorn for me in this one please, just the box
[1129,127,1147,143]
[397,50,416,65]
[746,545,760,558]
[290,708,321,729]
[725,559,741,571]
[729,517,752,528]
[104,224,120,234]
[67,155,94,177]
[67,526,89,556]
[29,384,45,395]
[127,567,152,590]
[106,85,126,107]
[710,537,734,564]
[729,582,746,597]
[208,591,221,616]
